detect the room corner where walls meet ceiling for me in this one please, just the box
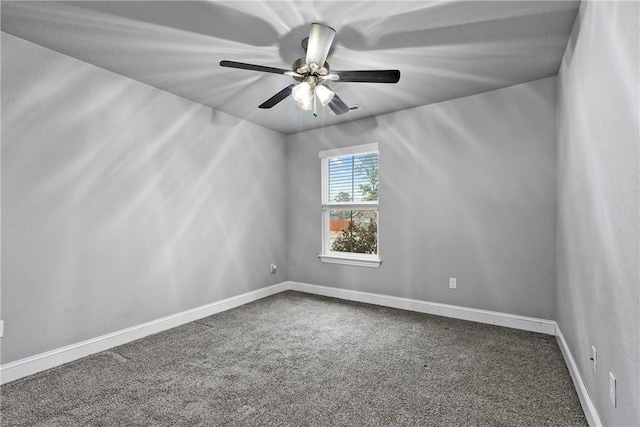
[0,0,580,134]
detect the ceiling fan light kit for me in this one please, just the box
[315,84,335,106]
[220,23,400,116]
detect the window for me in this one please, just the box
[319,143,380,268]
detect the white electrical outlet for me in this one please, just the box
[0,320,3,338]
[270,264,277,274]
[609,372,616,407]
[591,346,597,372]
[449,278,457,289]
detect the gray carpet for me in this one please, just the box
[1,291,586,426]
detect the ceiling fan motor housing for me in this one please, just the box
[292,57,330,82]
[219,22,399,115]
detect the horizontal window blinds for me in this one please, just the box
[327,152,379,203]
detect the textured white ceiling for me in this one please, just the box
[1,1,580,134]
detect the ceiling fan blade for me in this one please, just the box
[220,60,291,75]
[334,70,401,83]
[259,85,294,109]
[306,23,335,66]
[328,93,350,115]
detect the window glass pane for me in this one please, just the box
[329,210,378,254]
[328,152,378,203]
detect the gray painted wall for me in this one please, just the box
[5,9,637,425]
[287,77,557,320]
[1,33,287,364]
[556,2,639,426]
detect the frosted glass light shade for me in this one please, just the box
[297,97,314,110]
[292,82,312,103]
[315,85,335,106]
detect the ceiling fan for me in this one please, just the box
[220,23,401,116]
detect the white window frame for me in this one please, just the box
[318,143,381,268]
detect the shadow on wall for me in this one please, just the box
[2,33,286,362]
[287,77,556,319]
[386,82,556,314]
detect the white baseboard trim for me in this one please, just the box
[0,282,288,385]
[2,276,596,427]
[285,281,557,335]
[555,326,602,427]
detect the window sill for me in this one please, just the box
[318,254,381,268]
